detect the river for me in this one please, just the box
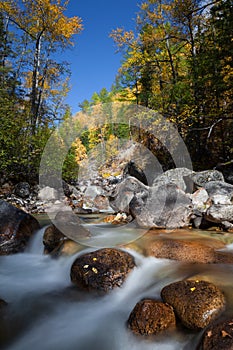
[1,219,233,350]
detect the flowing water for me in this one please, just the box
[1,222,233,350]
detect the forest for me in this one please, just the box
[0,0,232,184]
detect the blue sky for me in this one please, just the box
[63,0,140,113]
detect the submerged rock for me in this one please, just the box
[70,248,136,292]
[127,299,176,335]
[197,317,233,350]
[0,200,40,255]
[161,280,225,330]
[145,236,233,264]
[145,237,222,264]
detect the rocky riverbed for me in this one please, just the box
[1,165,233,348]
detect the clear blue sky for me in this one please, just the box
[63,0,141,113]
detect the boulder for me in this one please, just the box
[14,182,30,198]
[123,160,148,185]
[109,176,149,213]
[110,177,193,228]
[153,167,195,192]
[43,224,66,254]
[190,188,210,213]
[0,200,40,255]
[70,248,136,292]
[204,181,233,200]
[127,299,176,335]
[133,183,193,228]
[145,237,218,263]
[38,186,59,202]
[161,280,225,330]
[83,185,111,211]
[52,210,90,244]
[205,204,233,225]
[190,170,225,188]
[145,237,233,264]
[197,317,233,350]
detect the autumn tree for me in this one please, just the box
[0,0,82,136]
[110,0,232,168]
[0,0,82,180]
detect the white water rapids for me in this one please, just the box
[1,226,233,350]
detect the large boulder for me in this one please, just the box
[127,299,176,335]
[197,317,233,350]
[144,236,233,264]
[110,177,193,228]
[133,183,193,228]
[161,280,225,330]
[0,200,40,255]
[152,167,195,192]
[109,176,149,213]
[70,248,136,292]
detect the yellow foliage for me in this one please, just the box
[72,138,87,164]
[0,0,82,45]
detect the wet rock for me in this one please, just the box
[52,210,90,244]
[190,170,225,188]
[144,237,225,264]
[153,167,195,192]
[51,239,83,257]
[127,299,176,335]
[70,248,136,292]
[0,200,40,255]
[161,280,225,330]
[43,224,66,253]
[14,182,30,198]
[197,317,233,350]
